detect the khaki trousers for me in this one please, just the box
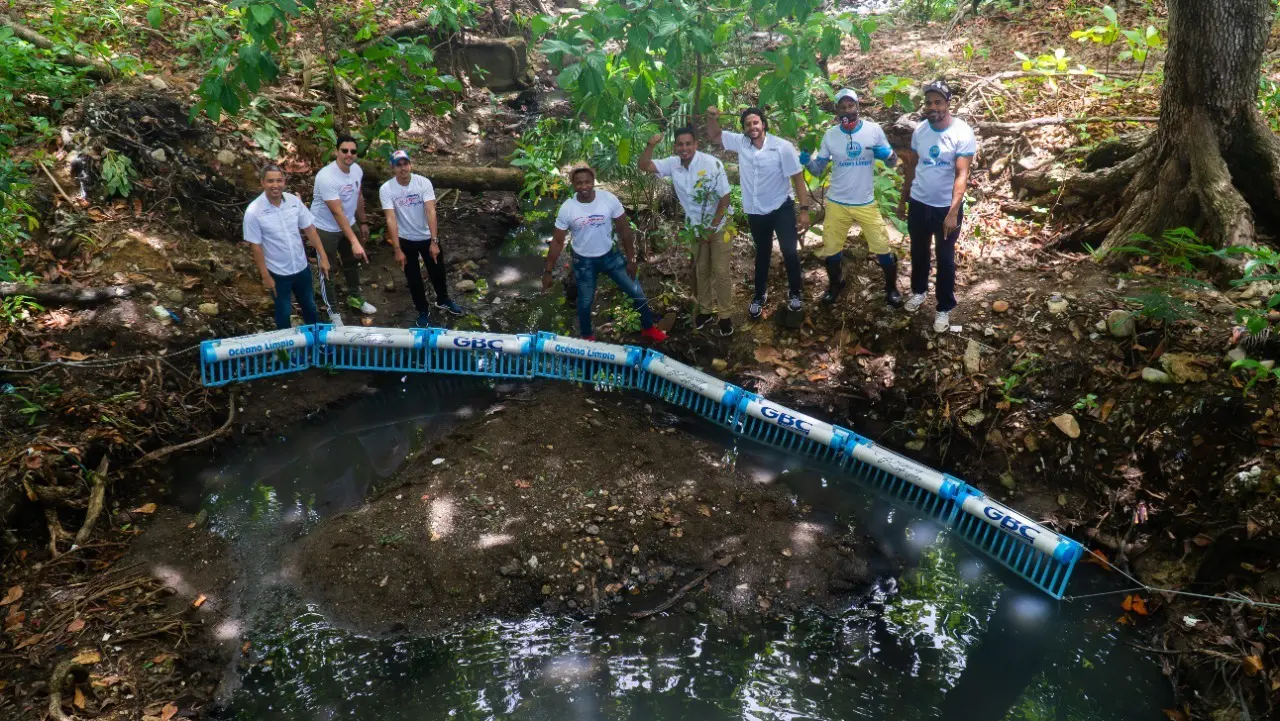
[694,227,733,319]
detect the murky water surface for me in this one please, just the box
[186,374,1169,721]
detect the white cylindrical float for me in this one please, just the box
[201,327,312,363]
[958,492,1080,561]
[740,396,840,448]
[536,334,640,367]
[642,353,739,405]
[432,330,531,355]
[318,326,423,348]
[846,441,951,497]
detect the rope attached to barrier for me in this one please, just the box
[0,344,203,375]
[1063,552,1280,610]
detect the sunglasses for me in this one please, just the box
[338,148,358,155]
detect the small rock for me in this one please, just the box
[148,76,168,91]
[431,457,446,465]
[455,279,477,293]
[197,302,219,317]
[991,300,1009,313]
[527,555,539,569]
[541,584,552,595]
[1057,494,1068,506]
[1226,347,1247,363]
[990,156,1009,176]
[1000,472,1016,490]
[709,608,730,628]
[150,148,167,163]
[961,408,986,426]
[711,358,728,372]
[1046,294,1069,314]
[963,339,981,375]
[499,560,520,577]
[1017,155,1046,171]
[384,281,395,292]
[904,439,926,451]
[1142,367,1173,384]
[215,149,236,166]
[1051,413,1081,439]
[165,289,184,304]
[1106,309,1135,337]
[682,601,697,614]
[1024,434,1039,452]
[585,524,600,536]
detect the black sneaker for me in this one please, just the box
[693,313,713,329]
[716,317,734,336]
[435,299,464,316]
[748,295,766,320]
[415,311,431,328]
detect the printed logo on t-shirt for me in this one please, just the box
[846,142,863,158]
[395,193,422,208]
[575,214,609,230]
[922,144,951,168]
[339,182,357,199]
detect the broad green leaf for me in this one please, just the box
[250,4,277,26]
[147,5,165,29]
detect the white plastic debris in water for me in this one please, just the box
[1183,615,1202,628]
[432,457,446,466]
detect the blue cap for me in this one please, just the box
[390,149,411,166]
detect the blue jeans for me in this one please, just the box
[270,267,319,329]
[572,248,654,337]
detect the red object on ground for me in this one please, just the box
[641,327,668,343]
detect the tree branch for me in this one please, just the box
[132,389,236,467]
[977,115,1159,136]
[1,14,116,81]
[0,282,150,306]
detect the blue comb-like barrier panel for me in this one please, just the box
[198,324,1083,598]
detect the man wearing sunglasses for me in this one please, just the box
[310,134,376,315]
[801,88,902,308]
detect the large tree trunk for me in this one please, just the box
[1097,0,1279,254]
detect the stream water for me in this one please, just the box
[175,369,1171,721]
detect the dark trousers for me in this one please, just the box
[400,238,449,313]
[316,228,363,297]
[746,198,802,300]
[907,200,963,312]
[572,248,654,337]
[269,268,318,329]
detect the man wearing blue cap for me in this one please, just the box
[899,80,977,333]
[380,149,463,328]
[801,88,902,308]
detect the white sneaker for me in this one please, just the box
[359,300,377,315]
[904,293,926,312]
[933,311,950,333]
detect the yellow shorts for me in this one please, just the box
[822,201,891,257]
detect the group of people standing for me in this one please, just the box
[243,135,462,330]
[244,79,974,340]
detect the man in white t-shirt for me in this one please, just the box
[541,166,667,343]
[706,106,813,320]
[801,88,902,308]
[244,164,331,329]
[380,149,462,328]
[310,134,375,315]
[900,80,977,333]
[638,127,735,336]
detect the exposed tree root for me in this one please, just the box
[1013,144,1150,198]
[0,282,151,306]
[132,390,236,466]
[73,458,109,547]
[46,658,76,721]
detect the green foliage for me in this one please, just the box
[1014,48,1087,75]
[608,297,642,334]
[282,105,337,147]
[1105,227,1214,274]
[873,162,908,234]
[1124,291,1198,325]
[996,374,1025,405]
[1259,76,1280,133]
[530,0,876,201]
[0,158,39,285]
[1073,393,1099,411]
[871,75,918,112]
[1070,5,1120,47]
[0,26,94,134]
[101,150,138,198]
[341,38,463,146]
[1118,25,1163,65]
[897,0,957,22]
[0,296,44,327]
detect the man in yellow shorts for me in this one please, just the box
[801,88,902,307]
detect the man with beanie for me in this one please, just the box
[899,80,976,333]
[380,149,463,328]
[801,88,902,307]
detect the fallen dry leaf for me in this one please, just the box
[1243,655,1265,676]
[192,594,207,608]
[132,503,157,514]
[1162,710,1188,721]
[0,585,23,605]
[71,649,101,664]
[5,608,25,631]
[1099,397,1116,422]
[74,686,86,709]
[152,653,178,664]
[753,346,780,364]
[161,703,179,721]
[15,633,42,650]
[67,618,85,633]
[1192,533,1214,547]
[1122,594,1149,616]
[698,505,712,517]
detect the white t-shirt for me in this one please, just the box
[243,192,315,276]
[379,174,436,241]
[815,121,893,207]
[652,151,732,231]
[720,132,802,215]
[909,118,977,208]
[309,161,363,233]
[554,190,625,258]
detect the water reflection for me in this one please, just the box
[188,380,1169,721]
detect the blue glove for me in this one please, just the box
[799,150,811,166]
